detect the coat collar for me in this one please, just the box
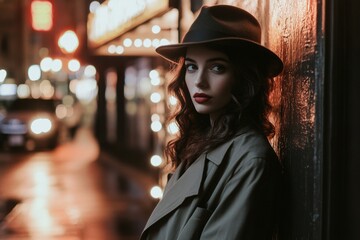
[206,139,234,165]
[206,124,252,164]
[141,138,235,236]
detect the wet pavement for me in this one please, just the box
[0,128,157,239]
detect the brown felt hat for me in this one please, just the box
[156,5,283,77]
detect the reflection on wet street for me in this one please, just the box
[0,128,156,239]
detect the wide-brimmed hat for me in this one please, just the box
[156,5,283,77]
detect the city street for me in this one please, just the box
[0,128,157,240]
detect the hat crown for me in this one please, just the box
[183,5,261,44]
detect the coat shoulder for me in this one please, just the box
[230,127,278,164]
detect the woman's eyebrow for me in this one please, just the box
[184,57,195,62]
[207,57,229,63]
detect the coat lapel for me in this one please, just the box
[141,138,235,236]
[206,139,234,165]
[143,153,206,231]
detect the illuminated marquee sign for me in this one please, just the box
[31,0,53,31]
[87,0,169,48]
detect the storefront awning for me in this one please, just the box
[87,0,178,56]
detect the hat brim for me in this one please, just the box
[156,38,283,78]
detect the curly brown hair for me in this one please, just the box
[165,45,275,169]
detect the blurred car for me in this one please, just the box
[0,98,60,151]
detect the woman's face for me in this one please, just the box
[185,46,235,120]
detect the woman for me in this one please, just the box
[141,5,283,240]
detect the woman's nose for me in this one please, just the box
[194,70,207,88]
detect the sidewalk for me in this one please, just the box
[0,127,157,239]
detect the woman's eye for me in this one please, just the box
[185,63,197,72]
[211,64,226,73]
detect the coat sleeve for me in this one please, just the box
[200,157,281,240]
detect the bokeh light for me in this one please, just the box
[28,65,41,81]
[151,121,162,132]
[150,186,163,199]
[40,57,53,72]
[150,92,161,103]
[150,155,163,167]
[0,69,7,83]
[51,59,62,72]
[58,30,79,54]
[68,59,81,72]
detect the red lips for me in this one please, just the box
[193,93,212,103]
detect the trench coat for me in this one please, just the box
[140,125,282,240]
